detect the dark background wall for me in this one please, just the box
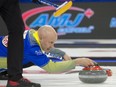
[19,0,116,2]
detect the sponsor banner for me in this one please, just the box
[0,2,116,39]
[20,2,116,39]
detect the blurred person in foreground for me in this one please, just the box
[0,0,41,87]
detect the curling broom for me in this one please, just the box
[32,0,72,17]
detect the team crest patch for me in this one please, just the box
[2,36,8,47]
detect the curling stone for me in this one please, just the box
[79,64,112,83]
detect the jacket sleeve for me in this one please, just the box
[42,59,76,73]
[0,57,7,68]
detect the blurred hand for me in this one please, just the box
[75,58,94,67]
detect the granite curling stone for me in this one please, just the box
[79,64,112,83]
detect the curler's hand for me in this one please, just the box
[74,58,94,67]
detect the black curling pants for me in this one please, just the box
[0,0,24,81]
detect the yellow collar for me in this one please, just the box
[33,31,42,51]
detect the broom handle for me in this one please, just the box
[39,0,59,8]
